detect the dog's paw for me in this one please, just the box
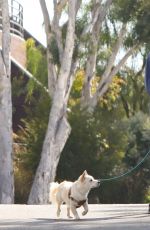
[67,215,73,219]
[75,216,80,220]
[82,210,88,216]
[57,210,61,217]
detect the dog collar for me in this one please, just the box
[68,188,87,208]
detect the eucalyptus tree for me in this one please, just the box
[28,0,80,204]
[0,0,14,203]
[28,0,148,204]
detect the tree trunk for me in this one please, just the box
[0,0,14,203]
[28,114,71,204]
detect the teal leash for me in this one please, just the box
[101,149,150,183]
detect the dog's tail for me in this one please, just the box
[49,182,59,204]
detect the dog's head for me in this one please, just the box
[78,170,100,191]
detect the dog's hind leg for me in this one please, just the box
[57,201,62,217]
[67,206,72,218]
[56,191,63,217]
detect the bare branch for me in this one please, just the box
[89,45,137,110]
[39,0,51,39]
[109,45,138,81]
[94,0,113,30]
[87,0,112,34]
[81,0,113,107]
[101,23,127,81]
[75,0,82,14]
[57,0,76,91]
[65,60,79,103]
[39,0,57,97]
[52,0,67,61]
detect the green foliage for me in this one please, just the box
[73,16,90,61]
[70,69,125,110]
[13,39,51,203]
[12,75,27,98]
[124,34,135,48]
[26,38,48,98]
[100,21,112,47]
[48,36,60,66]
[109,0,150,45]
[120,68,150,117]
[70,70,84,100]
[121,112,150,203]
[125,112,150,167]
[110,0,139,23]
[134,1,150,43]
[144,189,150,203]
[14,90,51,203]
[57,104,127,202]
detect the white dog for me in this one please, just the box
[49,170,100,219]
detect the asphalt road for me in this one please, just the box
[0,204,149,230]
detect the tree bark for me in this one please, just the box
[0,0,14,203]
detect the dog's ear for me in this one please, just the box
[83,170,88,175]
[79,170,88,182]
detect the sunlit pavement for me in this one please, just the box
[0,204,149,229]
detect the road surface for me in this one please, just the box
[0,204,149,229]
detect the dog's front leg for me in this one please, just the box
[71,206,80,219]
[82,201,88,216]
[57,205,61,217]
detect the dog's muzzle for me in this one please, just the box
[97,180,101,186]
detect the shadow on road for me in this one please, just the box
[0,212,150,230]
